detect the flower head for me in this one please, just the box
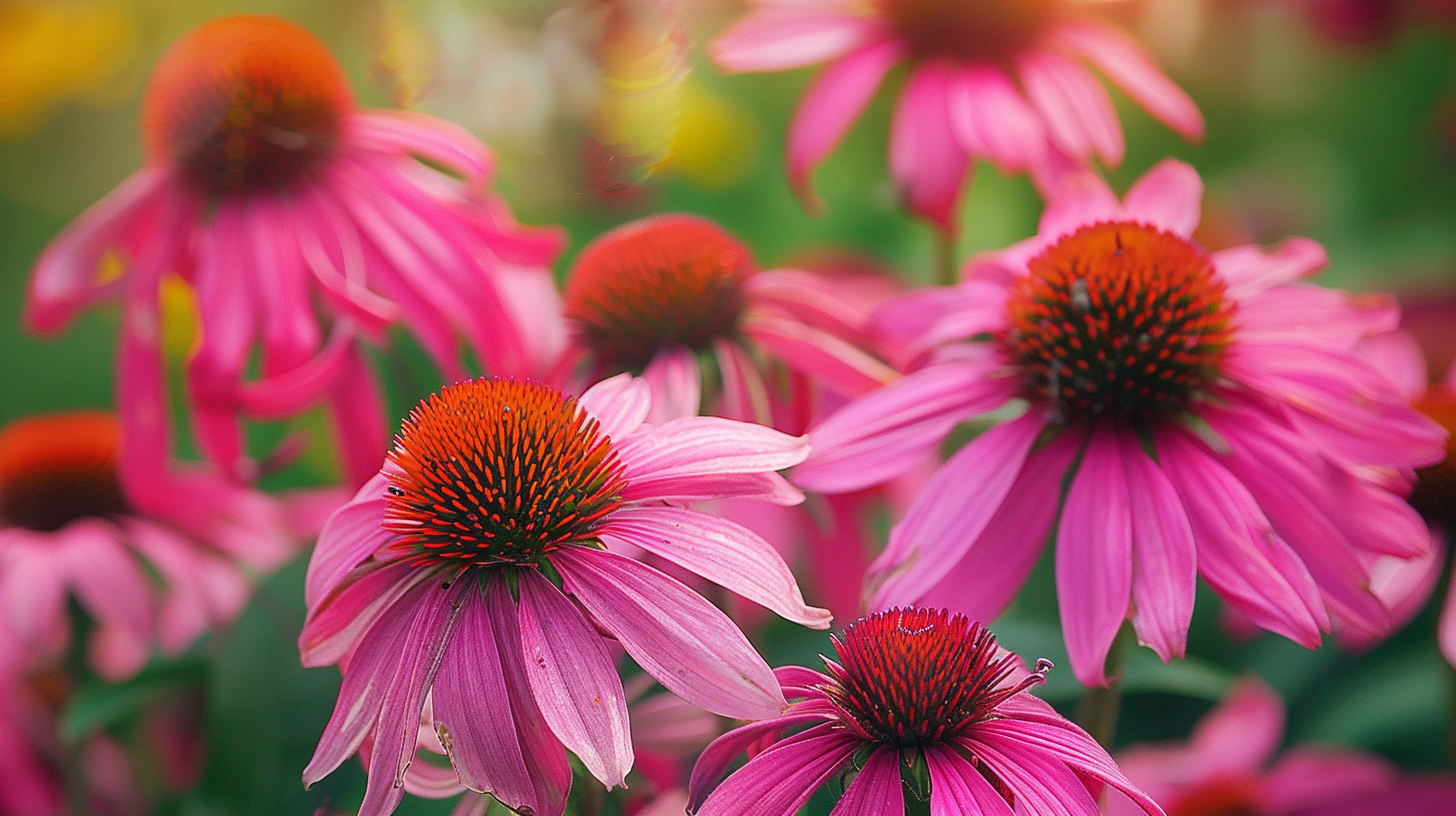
[711,0,1203,229]
[301,374,829,816]
[796,160,1446,685]
[562,214,898,428]
[26,15,566,488]
[689,607,1162,816]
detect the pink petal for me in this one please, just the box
[580,372,652,440]
[350,111,494,186]
[742,311,897,399]
[868,410,1046,610]
[516,568,633,789]
[642,346,702,424]
[947,65,1047,175]
[1187,676,1285,776]
[615,416,808,504]
[1442,568,1456,668]
[1056,426,1133,687]
[829,748,903,816]
[326,342,391,489]
[786,37,904,208]
[957,734,1101,815]
[1118,427,1197,663]
[249,197,322,376]
[714,338,774,424]
[1018,51,1124,166]
[687,713,830,809]
[1054,21,1204,141]
[889,60,971,231]
[1261,748,1396,813]
[1036,169,1123,243]
[711,9,882,72]
[603,506,830,629]
[305,475,392,608]
[695,724,860,816]
[925,744,1015,816]
[970,716,1164,816]
[1153,427,1327,647]
[1120,159,1204,238]
[795,354,1015,494]
[1211,237,1327,301]
[300,560,431,668]
[551,546,785,720]
[57,521,153,649]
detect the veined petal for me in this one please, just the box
[1119,426,1197,663]
[305,474,392,608]
[1054,21,1204,141]
[687,713,830,809]
[615,416,808,500]
[695,725,860,816]
[829,748,903,816]
[925,744,1015,816]
[551,546,785,720]
[958,734,1101,816]
[580,372,652,441]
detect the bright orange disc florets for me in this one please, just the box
[878,0,1060,63]
[0,411,127,532]
[1004,222,1235,424]
[564,214,755,373]
[382,380,628,569]
[142,16,352,196]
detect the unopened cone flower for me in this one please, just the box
[300,375,828,816]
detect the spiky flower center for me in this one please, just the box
[564,214,755,373]
[1168,777,1265,816]
[0,412,128,532]
[1003,222,1235,424]
[879,0,1060,63]
[823,608,1049,748]
[382,379,628,568]
[142,16,352,196]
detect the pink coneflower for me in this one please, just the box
[689,607,1163,816]
[300,375,828,816]
[710,0,1204,229]
[25,16,565,487]
[795,159,1446,685]
[1105,675,1456,816]
[0,411,322,681]
[562,213,898,427]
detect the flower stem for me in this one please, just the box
[1077,624,1132,749]
[935,229,958,286]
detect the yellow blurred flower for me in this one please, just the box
[0,0,138,139]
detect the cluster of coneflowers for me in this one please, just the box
[3,3,1456,816]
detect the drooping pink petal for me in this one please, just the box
[1118,427,1197,663]
[642,346,702,424]
[694,724,860,816]
[1053,21,1204,141]
[515,568,632,789]
[971,716,1164,816]
[326,342,391,489]
[714,338,774,425]
[711,8,882,72]
[249,197,322,376]
[300,560,432,668]
[1056,425,1133,687]
[1186,676,1285,776]
[615,416,808,504]
[1260,748,1397,813]
[957,734,1101,815]
[304,474,392,608]
[1119,158,1203,238]
[602,506,830,628]
[1018,51,1124,167]
[947,65,1046,176]
[58,520,154,649]
[868,410,1046,610]
[786,37,904,208]
[925,744,1015,816]
[350,111,494,186]
[579,372,652,441]
[871,280,1011,365]
[743,311,897,399]
[796,354,1016,494]
[829,747,903,816]
[889,60,971,231]
[0,534,70,661]
[1211,237,1327,301]
[551,546,785,720]
[687,712,830,809]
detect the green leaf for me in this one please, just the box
[60,658,207,742]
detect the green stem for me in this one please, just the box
[934,229,958,286]
[1077,624,1132,750]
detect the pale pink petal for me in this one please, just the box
[643,346,702,424]
[552,548,783,719]
[695,725,860,816]
[350,111,494,185]
[1260,749,1396,813]
[711,9,882,72]
[59,520,153,647]
[1211,237,1327,300]
[1036,169,1123,242]
[615,416,808,503]
[1056,426,1133,686]
[580,372,652,440]
[796,354,1016,494]
[1187,676,1285,775]
[1120,159,1203,237]
[305,474,392,608]
[1054,21,1204,141]
[1118,427,1197,663]
[125,518,249,654]
[890,61,971,231]
[947,65,1046,175]
[1355,329,1426,401]
[742,311,897,398]
[1153,427,1328,647]
[603,506,830,628]
[786,37,904,207]
[868,410,1046,610]
[926,743,1014,815]
[714,338,774,424]
[1019,51,1124,166]
[516,568,632,789]
[829,748,902,816]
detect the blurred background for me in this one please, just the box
[4,0,1456,813]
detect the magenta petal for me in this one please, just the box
[615,415,808,503]
[602,506,830,629]
[516,568,633,789]
[714,338,775,425]
[870,410,1045,612]
[787,37,903,208]
[1054,21,1204,141]
[947,66,1046,175]
[712,9,881,72]
[1056,426,1133,687]
[1442,569,1456,668]
[687,713,830,810]
[695,725,860,816]
[299,560,431,669]
[1211,237,1327,300]
[1118,427,1196,663]
[305,475,392,608]
[351,111,494,184]
[551,546,785,720]
[642,346,702,424]
[1187,676,1285,776]
[925,745,1014,816]
[1119,159,1203,238]
[889,61,971,231]
[829,748,903,816]
[1018,51,1124,166]
[326,343,389,489]
[971,717,1164,816]
[959,734,1101,815]
[1261,749,1397,813]
[742,311,897,399]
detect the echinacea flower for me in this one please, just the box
[796,159,1446,685]
[26,15,565,487]
[562,213,899,427]
[710,0,1204,229]
[1105,675,1456,816]
[0,410,324,681]
[300,375,829,816]
[689,607,1163,816]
